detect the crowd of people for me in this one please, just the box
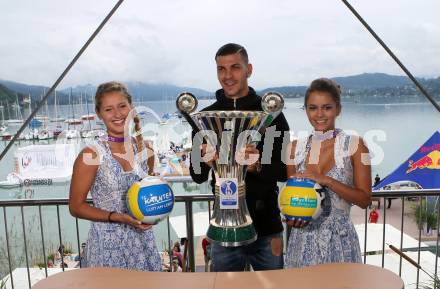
[68,43,373,272]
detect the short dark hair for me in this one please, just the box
[215,43,248,64]
[304,78,342,107]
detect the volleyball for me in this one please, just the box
[126,177,174,224]
[278,178,326,221]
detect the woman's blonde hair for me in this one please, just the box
[95,81,145,164]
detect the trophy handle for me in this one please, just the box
[176,92,200,133]
[261,91,284,115]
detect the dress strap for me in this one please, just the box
[293,136,311,173]
[334,130,352,169]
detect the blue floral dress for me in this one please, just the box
[284,131,362,268]
[83,139,162,271]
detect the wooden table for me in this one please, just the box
[32,263,404,289]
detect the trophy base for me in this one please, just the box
[206,222,257,247]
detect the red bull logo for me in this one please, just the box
[406,150,440,173]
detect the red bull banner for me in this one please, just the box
[375,131,440,190]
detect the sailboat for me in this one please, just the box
[25,118,41,140]
[37,91,53,140]
[81,92,96,121]
[52,91,64,139]
[0,104,7,132]
[6,94,24,124]
[64,88,82,139]
[21,93,38,140]
[0,104,13,140]
[35,89,50,122]
[51,90,65,122]
[80,92,99,138]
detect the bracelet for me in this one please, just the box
[108,211,116,223]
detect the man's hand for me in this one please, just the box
[236,144,260,172]
[201,143,218,167]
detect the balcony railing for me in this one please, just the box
[1,188,440,289]
[364,188,440,289]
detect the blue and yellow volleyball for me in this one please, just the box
[126,177,174,224]
[278,178,325,221]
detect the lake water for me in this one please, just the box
[0,99,439,272]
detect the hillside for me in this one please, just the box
[332,73,411,90]
[62,82,213,102]
[0,80,213,106]
[0,84,21,104]
[1,73,439,106]
[261,73,440,103]
[259,73,413,96]
[0,79,68,106]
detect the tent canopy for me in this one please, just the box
[374,131,440,190]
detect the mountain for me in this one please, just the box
[261,73,413,97]
[125,82,213,100]
[0,79,213,106]
[0,79,69,106]
[61,82,213,102]
[0,73,439,106]
[332,73,411,90]
[259,85,307,98]
[261,73,440,103]
[422,76,440,92]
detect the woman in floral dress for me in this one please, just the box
[285,78,372,268]
[69,81,161,271]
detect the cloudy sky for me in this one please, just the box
[1,0,439,91]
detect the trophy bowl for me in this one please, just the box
[177,92,284,247]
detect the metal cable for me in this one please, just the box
[341,0,440,113]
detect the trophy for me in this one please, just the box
[176,92,284,247]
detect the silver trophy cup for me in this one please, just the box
[177,92,284,247]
